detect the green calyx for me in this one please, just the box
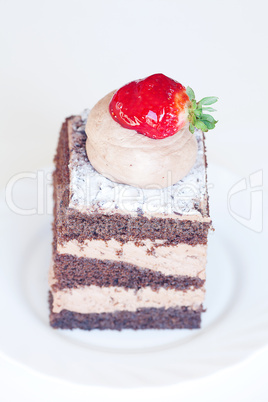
[186,86,218,134]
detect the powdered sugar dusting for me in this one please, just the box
[68,111,209,217]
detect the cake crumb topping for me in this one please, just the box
[68,110,208,217]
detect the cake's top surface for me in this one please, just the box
[67,110,210,220]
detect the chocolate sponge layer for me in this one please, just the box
[51,253,205,292]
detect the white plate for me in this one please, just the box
[0,165,267,388]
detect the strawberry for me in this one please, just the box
[109,73,218,139]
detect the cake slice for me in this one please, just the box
[49,74,216,330]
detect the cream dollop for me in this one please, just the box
[85,92,197,189]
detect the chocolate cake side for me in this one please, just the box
[49,114,211,330]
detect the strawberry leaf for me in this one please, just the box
[189,123,195,134]
[188,90,218,132]
[194,109,202,117]
[186,86,195,102]
[201,120,215,130]
[202,107,217,112]
[200,114,217,124]
[195,120,208,132]
[198,96,218,106]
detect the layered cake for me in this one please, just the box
[49,73,217,330]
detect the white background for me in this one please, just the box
[0,0,267,400]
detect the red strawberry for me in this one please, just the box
[109,73,218,139]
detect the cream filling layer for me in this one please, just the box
[57,239,207,279]
[51,285,205,314]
